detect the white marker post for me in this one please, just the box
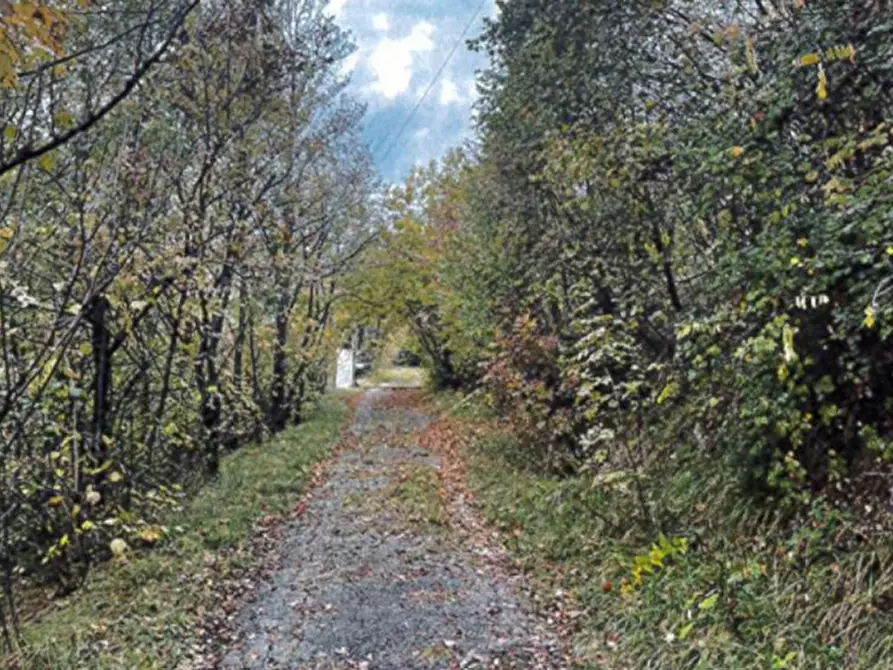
[335,347,355,389]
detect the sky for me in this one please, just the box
[325,0,498,182]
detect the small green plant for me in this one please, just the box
[620,534,689,597]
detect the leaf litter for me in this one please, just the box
[195,389,572,669]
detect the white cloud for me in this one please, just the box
[326,0,348,19]
[466,78,478,100]
[439,78,461,106]
[415,127,431,139]
[342,52,360,74]
[372,12,390,32]
[367,22,435,101]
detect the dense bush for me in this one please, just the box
[380,0,893,506]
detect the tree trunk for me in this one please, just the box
[234,282,248,392]
[88,295,112,471]
[269,311,289,433]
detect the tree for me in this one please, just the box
[0,0,375,647]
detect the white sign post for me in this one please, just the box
[335,348,355,389]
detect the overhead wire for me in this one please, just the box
[372,0,489,168]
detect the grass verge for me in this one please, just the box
[384,464,445,528]
[360,365,428,388]
[454,400,893,669]
[11,397,350,670]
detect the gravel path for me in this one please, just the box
[219,389,567,670]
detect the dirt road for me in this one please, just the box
[218,389,567,669]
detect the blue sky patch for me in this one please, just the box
[326,0,497,181]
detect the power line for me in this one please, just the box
[373,0,488,168]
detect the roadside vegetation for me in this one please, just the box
[14,397,349,669]
[6,0,893,667]
[0,0,375,655]
[466,422,893,668]
[348,1,893,667]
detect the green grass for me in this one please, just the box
[464,423,893,669]
[342,463,445,531]
[12,397,350,670]
[385,464,445,528]
[361,365,428,388]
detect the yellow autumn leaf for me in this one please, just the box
[865,305,877,329]
[139,527,164,544]
[745,38,759,74]
[777,362,789,381]
[54,110,75,129]
[817,65,829,101]
[826,44,857,64]
[782,325,797,363]
[39,152,56,171]
[0,51,16,88]
[796,53,821,68]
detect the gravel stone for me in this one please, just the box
[220,389,566,669]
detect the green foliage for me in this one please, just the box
[382,0,893,509]
[362,2,893,666]
[15,397,348,668]
[0,0,374,647]
[469,426,893,669]
[344,152,488,389]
